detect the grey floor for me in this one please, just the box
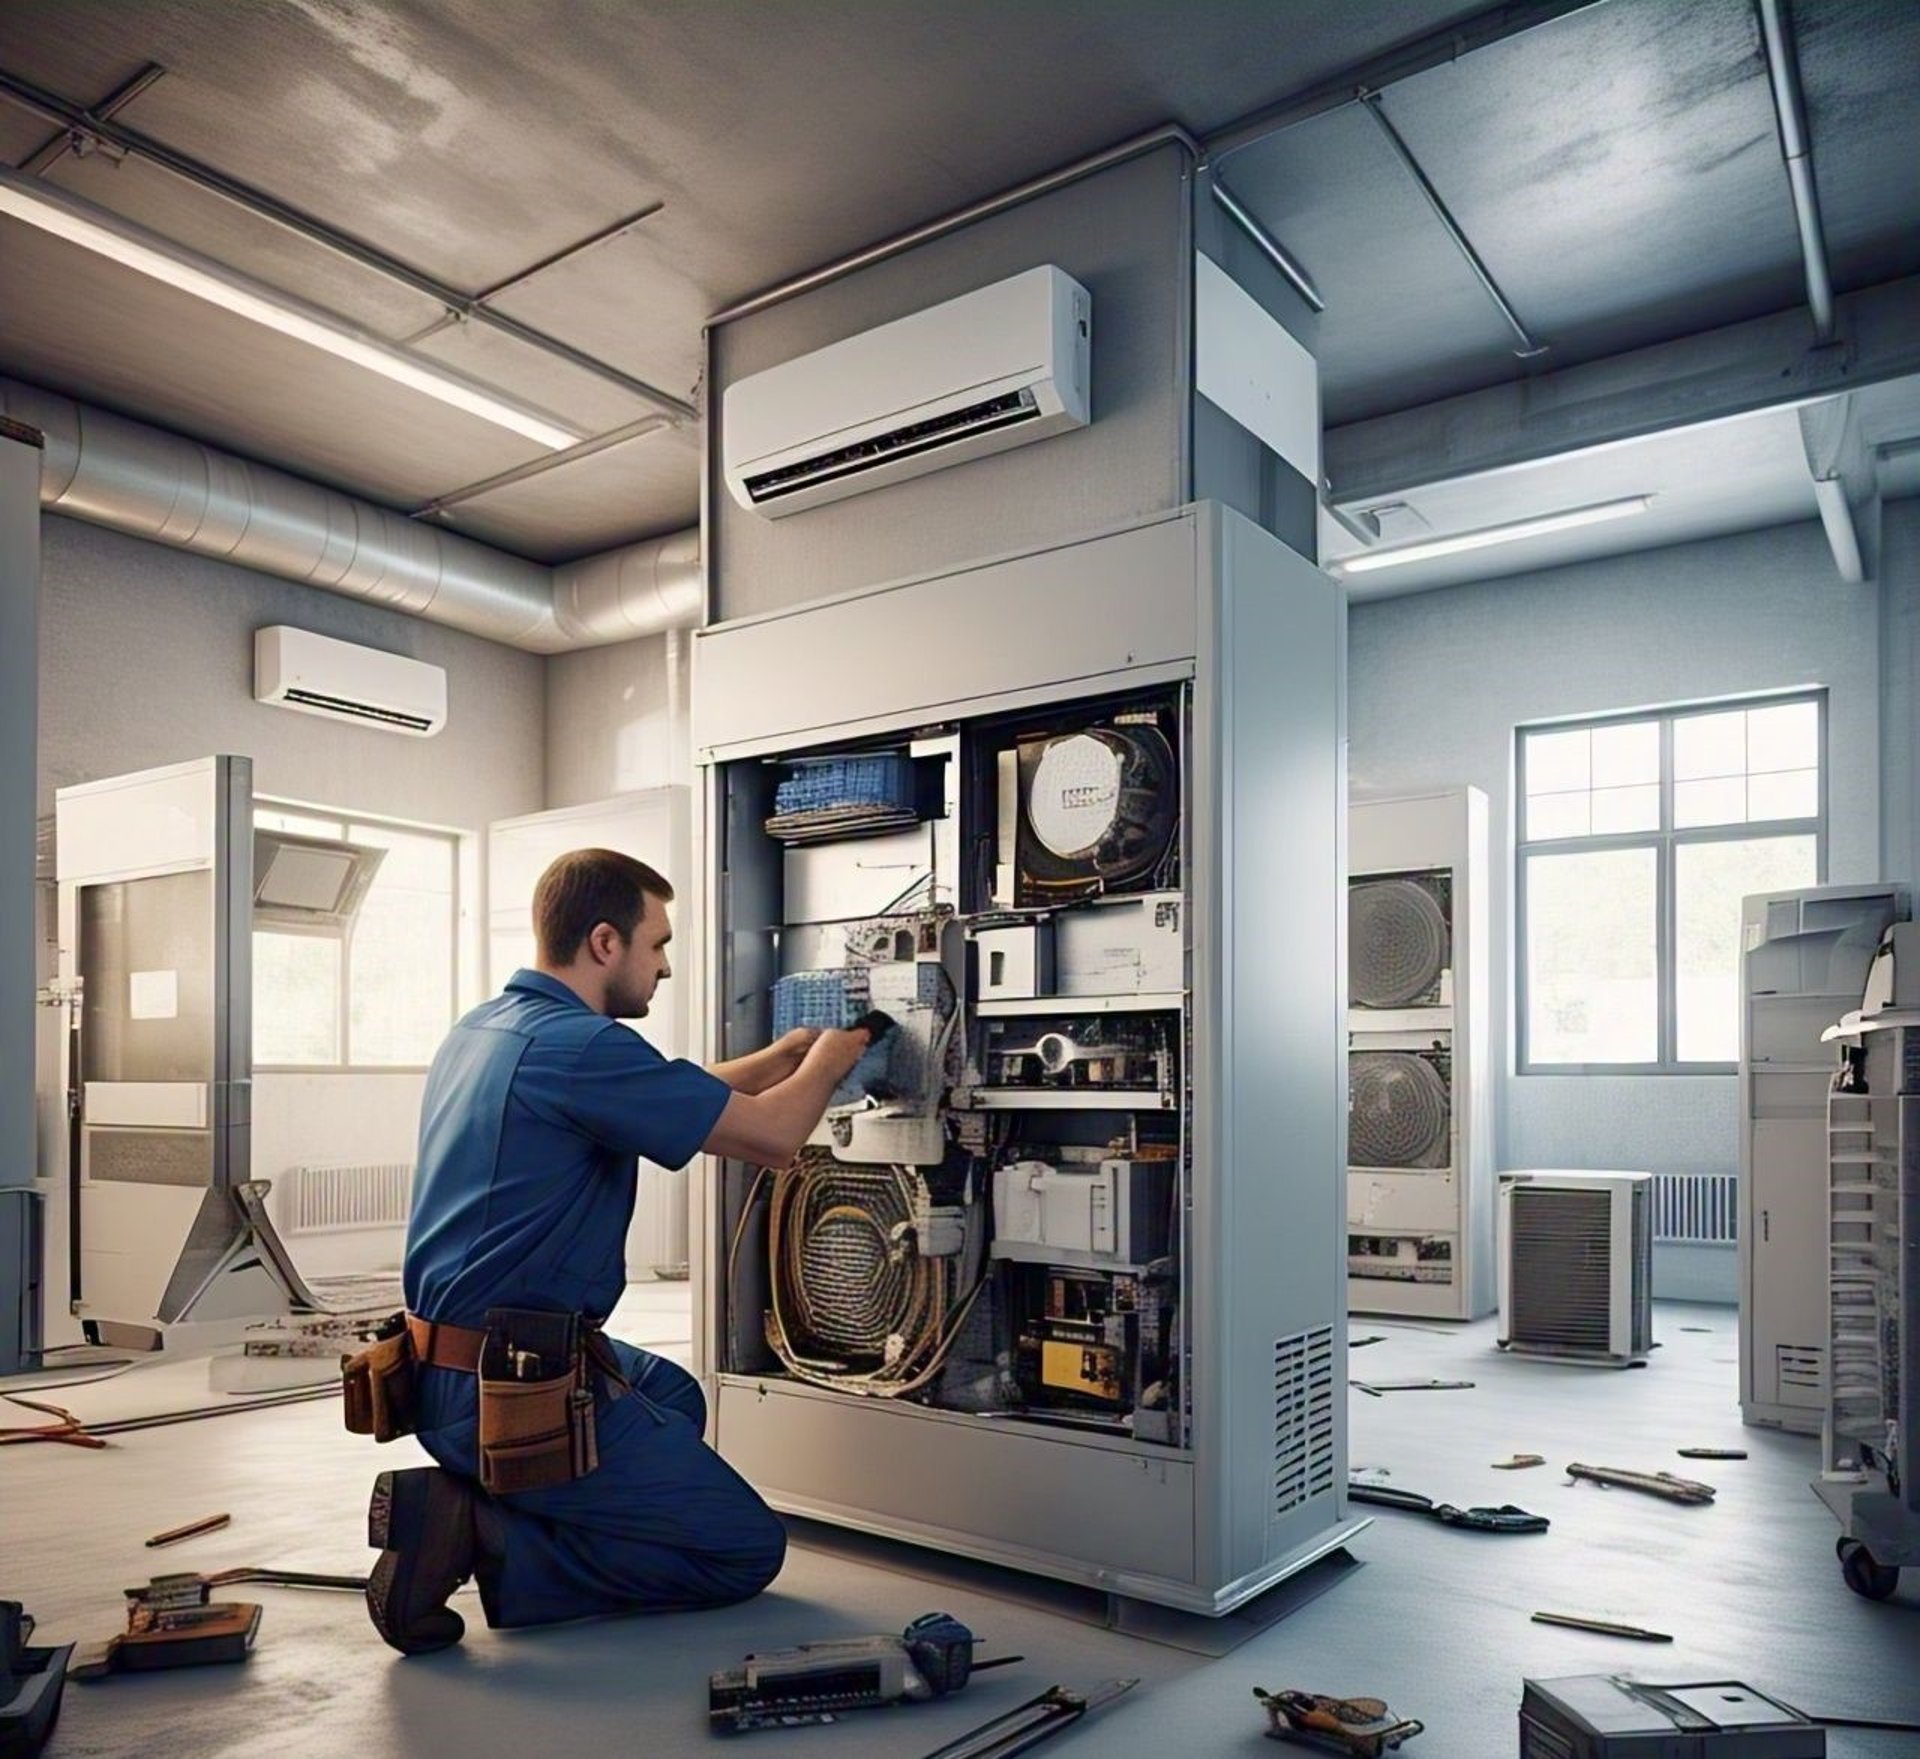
[4,1290,1916,1759]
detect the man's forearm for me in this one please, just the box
[707,1047,784,1094]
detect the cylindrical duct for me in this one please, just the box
[551,525,702,644]
[0,378,700,651]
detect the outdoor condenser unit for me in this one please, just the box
[1498,1171,1653,1366]
[721,265,1091,518]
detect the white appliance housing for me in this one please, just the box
[693,503,1360,1617]
[721,265,1092,518]
[1498,1170,1653,1366]
[1346,787,1493,1319]
[254,625,448,736]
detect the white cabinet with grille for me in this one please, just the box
[1346,788,1493,1319]
[1739,884,1907,1432]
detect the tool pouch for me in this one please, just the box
[341,1313,418,1442]
[477,1308,599,1495]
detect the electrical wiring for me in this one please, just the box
[763,1150,984,1398]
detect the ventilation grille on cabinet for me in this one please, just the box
[1509,1187,1614,1355]
[285,1162,414,1234]
[1348,1050,1452,1169]
[1273,1325,1336,1517]
[1349,871,1451,1008]
[88,1129,212,1188]
[1777,1345,1824,1391]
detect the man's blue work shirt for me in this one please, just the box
[403,969,730,1330]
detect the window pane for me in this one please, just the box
[1527,790,1590,840]
[1524,727,1591,796]
[1747,701,1818,774]
[1591,783,1660,834]
[1526,847,1658,1064]
[346,826,455,1064]
[254,932,341,1064]
[1747,768,1817,823]
[1591,720,1658,788]
[1674,775,1745,828]
[1674,709,1746,780]
[1676,835,1819,1061]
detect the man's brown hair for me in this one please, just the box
[532,848,674,966]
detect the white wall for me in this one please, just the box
[544,627,691,812]
[1349,513,1901,1300]
[36,515,547,1278]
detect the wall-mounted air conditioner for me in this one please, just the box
[254,626,447,736]
[1498,1171,1653,1367]
[721,264,1091,518]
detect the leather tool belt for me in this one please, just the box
[344,1308,624,1495]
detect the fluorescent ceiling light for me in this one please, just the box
[1331,495,1655,574]
[0,164,582,451]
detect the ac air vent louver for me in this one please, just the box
[1273,1326,1336,1517]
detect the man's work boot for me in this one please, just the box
[366,1467,476,1655]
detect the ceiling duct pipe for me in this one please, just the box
[0,377,699,651]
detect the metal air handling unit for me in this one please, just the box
[692,501,1359,1616]
[1346,787,1493,1319]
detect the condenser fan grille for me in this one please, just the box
[1351,877,1449,1008]
[1349,1053,1451,1169]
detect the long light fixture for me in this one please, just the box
[0,163,582,451]
[1332,495,1654,574]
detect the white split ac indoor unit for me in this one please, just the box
[721,263,1092,518]
[1498,1170,1654,1367]
[254,625,448,736]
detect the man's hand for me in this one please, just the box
[769,1026,820,1079]
[810,1024,878,1083]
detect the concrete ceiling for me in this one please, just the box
[0,0,1916,569]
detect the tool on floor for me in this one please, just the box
[1492,1454,1546,1470]
[708,1612,1020,1733]
[1349,1379,1475,1396]
[69,1575,264,1680]
[1349,1336,1387,1349]
[1520,1675,1823,1757]
[1,1602,71,1759]
[915,1679,1137,1759]
[1529,1612,1672,1643]
[1347,1482,1549,1534]
[1254,1688,1424,1756]
[1676,1447,1747,1460]
[0,1394,107,1450]
[145,1512,232,1549]
[1565,1463,1716,1504]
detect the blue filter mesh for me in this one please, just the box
[773,754,915,817]
[770,965,949,1105]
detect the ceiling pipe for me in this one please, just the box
[0,377,700,652]
[1755,0,1836,345]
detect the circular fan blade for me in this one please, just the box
[1351,878,1449,1007]
[1350,1053,1451,1168]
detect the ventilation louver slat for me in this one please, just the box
[282,688,436,732]
[744,390,1041,506]
[1510,1188,1612,1353]
[1273,1326,1336,1517]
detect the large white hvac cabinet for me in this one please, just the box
[692,503,1359,1615]
[1346,789,1493,1319]
[1739,883,1908,1432]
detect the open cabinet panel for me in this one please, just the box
[694,504,1356,1615]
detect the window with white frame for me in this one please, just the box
[1518,694,1824,1072]
[253,805,459,1068]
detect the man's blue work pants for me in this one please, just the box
[416,1338,787,1627]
